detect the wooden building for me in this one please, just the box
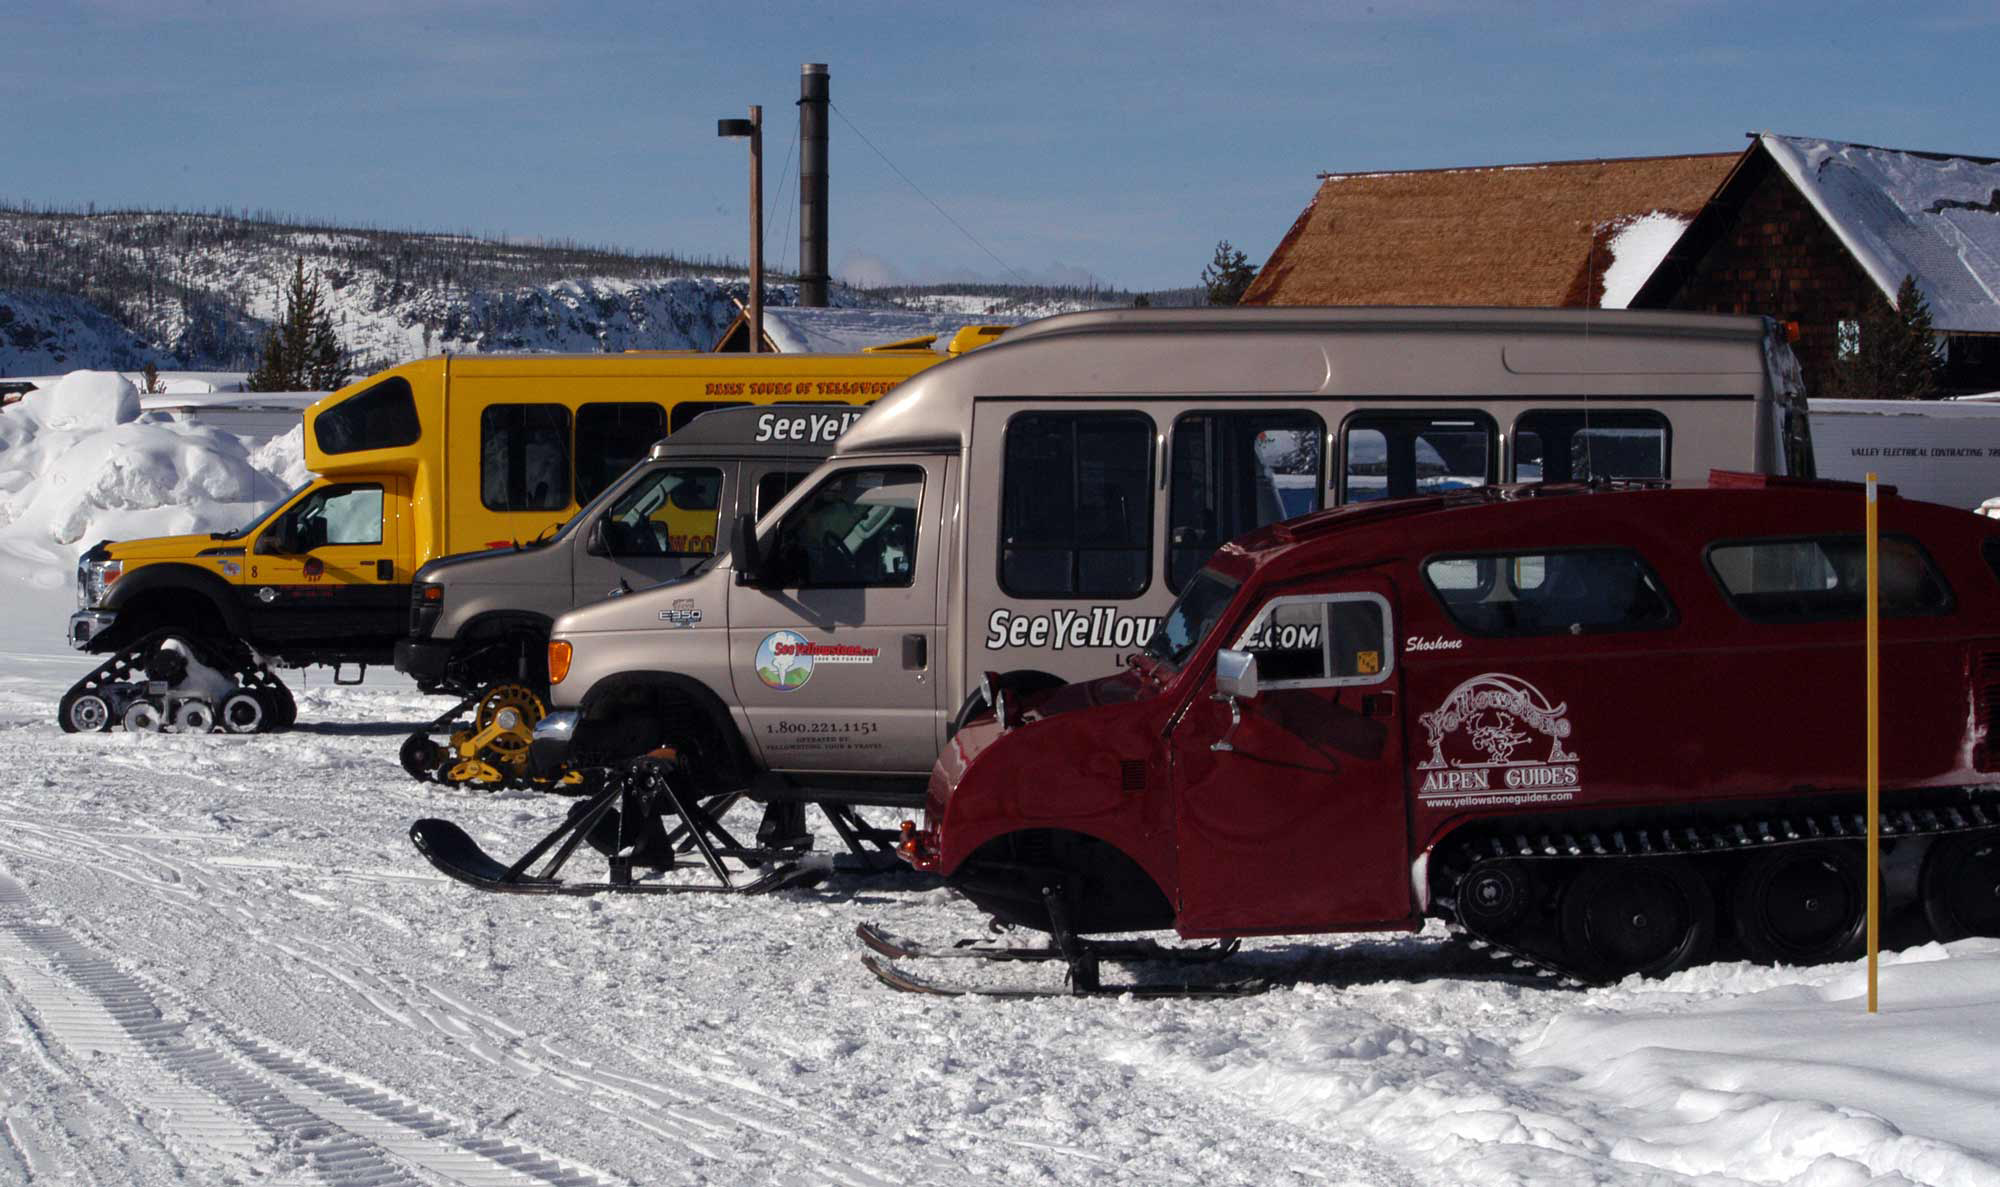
[1634,134,2000,396]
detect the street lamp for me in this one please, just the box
[717,106,763,353]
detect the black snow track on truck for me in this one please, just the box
[59,628,296,735]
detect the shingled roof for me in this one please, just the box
[1241,152,1738,308]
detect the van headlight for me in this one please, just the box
[79,560,123,608]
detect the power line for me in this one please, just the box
[830,101,1029,285]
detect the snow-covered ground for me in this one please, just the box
[1,375,1997,1186]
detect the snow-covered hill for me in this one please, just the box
[0,209,1119,377]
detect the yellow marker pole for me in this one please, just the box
[1866,472,1881,1014]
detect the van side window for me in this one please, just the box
[1423,549,1675,635]
[1232,593,1392,688]
[481,404,572,512]
[1512,410,1670,482]
[313,377,420,455]
[601,466,721,557]
[1001,412,1154,598]
[576,403,668,503]
[1341,413,1495,503]
[771,467,923,588]
[671,400,749,433]
[1168,411,1323,592]
[1708,536,1952,621]
[756,470,811,519]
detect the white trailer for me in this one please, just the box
[1809,398,2000,510]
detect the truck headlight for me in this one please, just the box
[80,560,122,607]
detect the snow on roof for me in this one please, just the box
[1598,212,1691,309]
[748,307,1015,354]
[1761,134,2000,333]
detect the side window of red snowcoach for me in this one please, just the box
[1707,535,1952,622]
[1422,549,1675,636]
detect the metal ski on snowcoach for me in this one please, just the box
[868,473,2000,996]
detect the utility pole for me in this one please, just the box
[718,105,765,351]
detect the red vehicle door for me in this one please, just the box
[1171,580,1414,936]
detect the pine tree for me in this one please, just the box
[1202,240,1256,306]
[1825,274,1943,400]
[246,257,350,392]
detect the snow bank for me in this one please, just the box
[0,370,303,600]
[1106,936,2000,1186]
[16,369,141,430]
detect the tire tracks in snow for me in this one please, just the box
[0,869,617,1186]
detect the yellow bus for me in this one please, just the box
[65,335,998,731]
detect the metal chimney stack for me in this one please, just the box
[798,63,830,307]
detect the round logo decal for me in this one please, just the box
[756,630,814,691]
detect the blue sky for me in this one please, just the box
[11,1,1998,292]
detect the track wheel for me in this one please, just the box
[219,692,265,734]
[1920,831,2000,941]
[400,733,444,782]
[1731,844,1865,965]
[60,691,113,734]
[470,684,544,778]
[1559,859,1714,981]
[1456,860,1537,936]
[123,701,166,732]
[174,701,217,734]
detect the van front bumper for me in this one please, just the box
[393,638,452,685]
[69,610,117,651]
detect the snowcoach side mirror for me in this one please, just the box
[1212,649,1259,753]
[585,515,610,556]
[1215,648,1260,701]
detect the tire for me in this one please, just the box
[1730,844,1866,965]
[1559,859,1714,981]
[59,691,113,734]
[123,701,166,733]
[219,692,266,735]
[1920,831,2000,941]
[947,670,1067,739]
[264,681,297,731]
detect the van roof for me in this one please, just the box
[646,403,860,460]
[833,306,1780,457]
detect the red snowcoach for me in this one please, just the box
[871,474,2000,994]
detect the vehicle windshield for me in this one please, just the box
[1140,568,1241,671]
[212,481,313,539]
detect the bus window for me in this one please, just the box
[670,400,749,433]
[1340,412,1495,504]
[481,404,572,512]
[1167,411,1323,592]
[576,403,668,503]
[1001,412,1153,598]
[756,470,812,518]
[314,377,420,455]
[1512,410,1670,483]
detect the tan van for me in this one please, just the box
[533,307,1812,806]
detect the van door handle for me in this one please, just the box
[903,633,928,670]
[376,559,394,581]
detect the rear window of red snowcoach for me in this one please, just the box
[1707,535,1952,622]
